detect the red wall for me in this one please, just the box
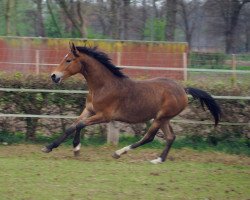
[0,37,188,80]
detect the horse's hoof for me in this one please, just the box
[41,146,52,153]
[74,150,80,157]
[150,157,163,164]
[112,152,120,159]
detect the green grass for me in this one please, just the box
[0,144,249,200]
[236,65,250,70]
[1,132,250,156]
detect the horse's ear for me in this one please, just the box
[69,42,79,57]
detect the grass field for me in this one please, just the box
[0,144,249,200]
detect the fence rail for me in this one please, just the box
[0,88,250,100]
[0,113,249,127]
[0,88,88,94]
[1,61,250,74]
[0,88,249,127]
[0,113,248,127]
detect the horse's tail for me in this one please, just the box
[185,87,221,126]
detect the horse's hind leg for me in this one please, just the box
[112,120,161,159]
[151,120,175,164]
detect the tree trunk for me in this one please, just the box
[246,28,250,52]
[96,0,109,36]
[140,0,147,40]
[13,0,18,35]
[165,0,177,41]
[76,0,87,37]
[152,0,158,18]
[57,0,85,37]
[46,0,62,37]
[5,0,12,35]
[110,0,120,39]
[219,1,249,53]
[224,3,241,53]
[180,1,191,44]
[225,30,234,54]
[121,0,130,40]
[35,0,45,37]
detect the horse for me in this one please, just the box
[42,42,221,164]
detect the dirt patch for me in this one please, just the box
[0,144,249,166]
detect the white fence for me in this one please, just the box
[1,61,250,74]
[0,89,249,144]
[1,58,250,144]
[1,85,250,144]
[1,87,250,125]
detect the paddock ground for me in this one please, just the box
[0,144,249,200]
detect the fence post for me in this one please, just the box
[183,52,188,81]
[35,50,40,75]
[231,54,237,87]
[117,52,121,66]
[107,121,119,145]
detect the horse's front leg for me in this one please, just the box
[41,112,107,153]
[41,124,76,153]
[72,129,81,157]
[73,109,93,157]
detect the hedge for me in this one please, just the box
[0,73,87,140]
[0,73,249,142]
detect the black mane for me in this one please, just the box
[76,46,127,78]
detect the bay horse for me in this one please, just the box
[42,43,221,164]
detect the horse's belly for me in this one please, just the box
[114,103,158,123]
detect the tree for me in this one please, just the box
[165,0,177,41]
[238,3,250,52]
[120,0,130,40]
[141,0,148,40]
[144,18,165,41]
[177,0,203,46]
[46,0,62,37]
[56,0,87,37]
[4,0,12,35]
[34,0,45,37]
[109,0,120,39]
[205,0,250,53]
[95,0,109,36]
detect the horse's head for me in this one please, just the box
[51,42,82,83]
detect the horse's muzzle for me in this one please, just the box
[51,74,61,83]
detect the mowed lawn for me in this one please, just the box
[0,144,249,200]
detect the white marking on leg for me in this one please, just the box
[115,145,131,156]
[73,143,81,152]
[150,157,163,164]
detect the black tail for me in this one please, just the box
[185,87,221,126]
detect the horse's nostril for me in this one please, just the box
[51,73,60,83]
[51,74,56,79]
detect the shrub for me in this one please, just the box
[0,73,87,140]
[0,73,249,145]
[189,52,226,69]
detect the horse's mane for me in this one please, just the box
[76,46,127,78]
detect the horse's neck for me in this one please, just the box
[80,57,119,91]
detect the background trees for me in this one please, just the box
[0,0,249,53]
[204,0,250,53]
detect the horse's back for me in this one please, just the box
[136,77,186,99]
[138,77,188,114]
[112,77,188,123]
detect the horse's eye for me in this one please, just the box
[66,59,71,63]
